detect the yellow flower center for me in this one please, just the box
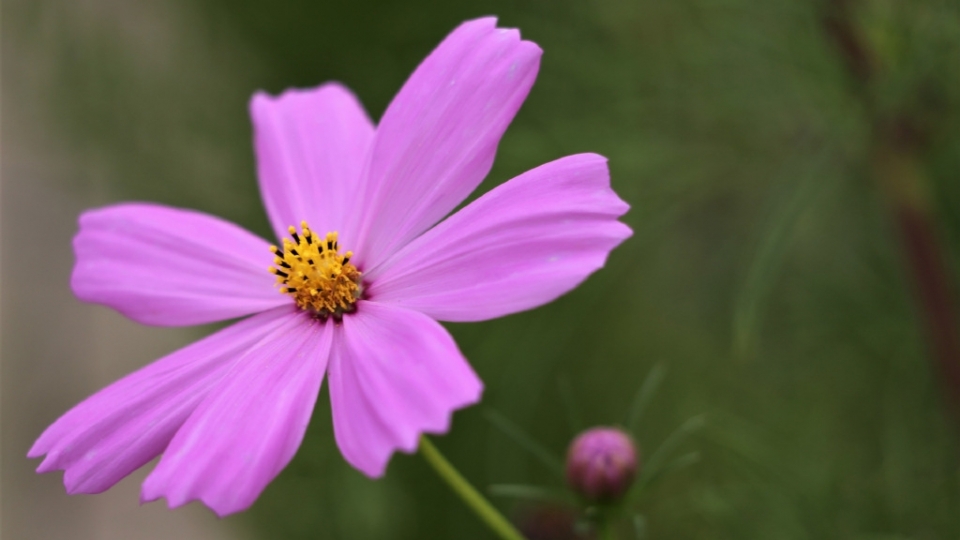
[269,222,361,317]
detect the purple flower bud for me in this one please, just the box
[565,427,638,502]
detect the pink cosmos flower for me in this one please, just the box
[29,17,631,516]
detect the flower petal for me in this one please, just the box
[327,301,482,477]
[28,306,298,495]
[250,83,375,244]
[141,311,331,516]
[71,203,287,326]
[366,154,632,321]
[350,17,542,268]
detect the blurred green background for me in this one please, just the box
[4,0,960,538]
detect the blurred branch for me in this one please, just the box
[878,137,960,419]
[820,0,960,420]
[820,0,874,86]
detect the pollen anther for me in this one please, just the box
[270,222,361,317]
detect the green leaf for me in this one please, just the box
[484,409,565,477]
[634,415,706,495]
[632,514,648,539]
[488,484,574,504]
[626,363,667,434]
[733,154,830,359]
[557,374,583,435]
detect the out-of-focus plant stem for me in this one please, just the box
[601,510,621,540]
[419,436,528,540]
[599,521,616,540]
[875,131,960,419]
[822,0,960,420]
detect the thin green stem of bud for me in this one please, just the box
[418,435,527,540]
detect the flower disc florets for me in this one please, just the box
[269,222,361,317]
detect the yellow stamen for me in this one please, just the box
[269,221,361,317]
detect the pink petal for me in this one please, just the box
[366,154,632,321]
[250,83,375,244]
[28,306,298,495]
[350,17,542,269]
[71,203,287,326]
[141,311,331,516]
[327,301,482,477]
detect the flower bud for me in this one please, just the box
[565,427,638,502]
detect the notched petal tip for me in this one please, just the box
[457,15,539,45]
[33,455,57,473]
[413,383,484,450]
[346,383,482,480]
[460,16,544,63]
[140,487,249,518]
[26,438,47,460]
[249,81,360,110]
[138,482,195,514]
[559,152,631,217]
[397,382,484,458]
[459,15,498,31]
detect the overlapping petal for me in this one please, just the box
[141,312,332,516]
[366,154,632,322]
[28,306,297,495]
[328,301,482,477]
[351,17,542,268]
[251,83,375,244]
[71,203,285,326]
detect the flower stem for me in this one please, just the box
[596,507,618,540]
[418,435,527,540]
[821,0,960,423]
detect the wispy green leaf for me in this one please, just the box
[488,484,574,504]
[626,363,667,434]
[556,373,583,435]
[484,409,565,477]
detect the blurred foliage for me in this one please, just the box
[7,0,960,538]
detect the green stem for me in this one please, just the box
[598,508,617,540]
[419,435,527,540]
